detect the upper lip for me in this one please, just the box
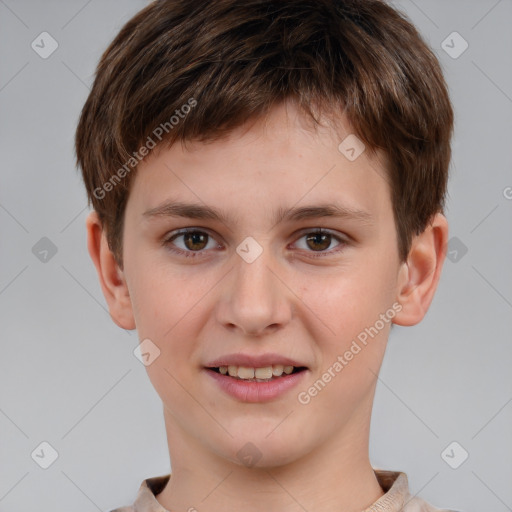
[204,353,308,368]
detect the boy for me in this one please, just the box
[75,0,456,510]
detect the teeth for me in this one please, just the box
[237,366,255,379]
[272,365,284,376]
[255,367,273,379]
[217,364,299,380]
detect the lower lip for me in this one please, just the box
[204,368,308,403]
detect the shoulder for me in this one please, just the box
[372,469,459,512]
[108,474,171,512]
[404,494,461,511]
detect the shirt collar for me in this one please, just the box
[129,469,422,512]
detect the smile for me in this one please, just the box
[204,366,308,402]
[211,364,306,381]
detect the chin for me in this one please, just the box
[213,431,308,470]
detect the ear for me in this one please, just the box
[393,212,449,326]
[85,210,136,330]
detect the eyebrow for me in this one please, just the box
[142,200,374,227]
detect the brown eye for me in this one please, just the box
[163,229,220,258]
[182,232,209,251]
[305,232,332,251]
[293,229,347,258]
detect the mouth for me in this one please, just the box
[203,363,309,402]
[206,364,308,382]
[203,353,310,402]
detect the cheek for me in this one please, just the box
[296,270,393,388]
[298,266,394,335]
[124,256,207,391]
[126,251,206,337]
[132,278,202,364]
[135,281,204,416]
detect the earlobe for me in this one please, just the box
[392,213,449,326]
[85,211,136,330]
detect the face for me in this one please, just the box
[120,101,404,468]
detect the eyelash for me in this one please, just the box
[162,228,348,259]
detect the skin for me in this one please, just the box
[87,101,448,512]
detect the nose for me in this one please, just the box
[215,246,292,337]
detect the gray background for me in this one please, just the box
[1,0,511,511]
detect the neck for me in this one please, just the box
[156,409,384,512]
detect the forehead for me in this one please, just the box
[127,102,392,228]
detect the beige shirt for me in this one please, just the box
[110,469,457,512]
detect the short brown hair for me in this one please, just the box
[75,0,454,268]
